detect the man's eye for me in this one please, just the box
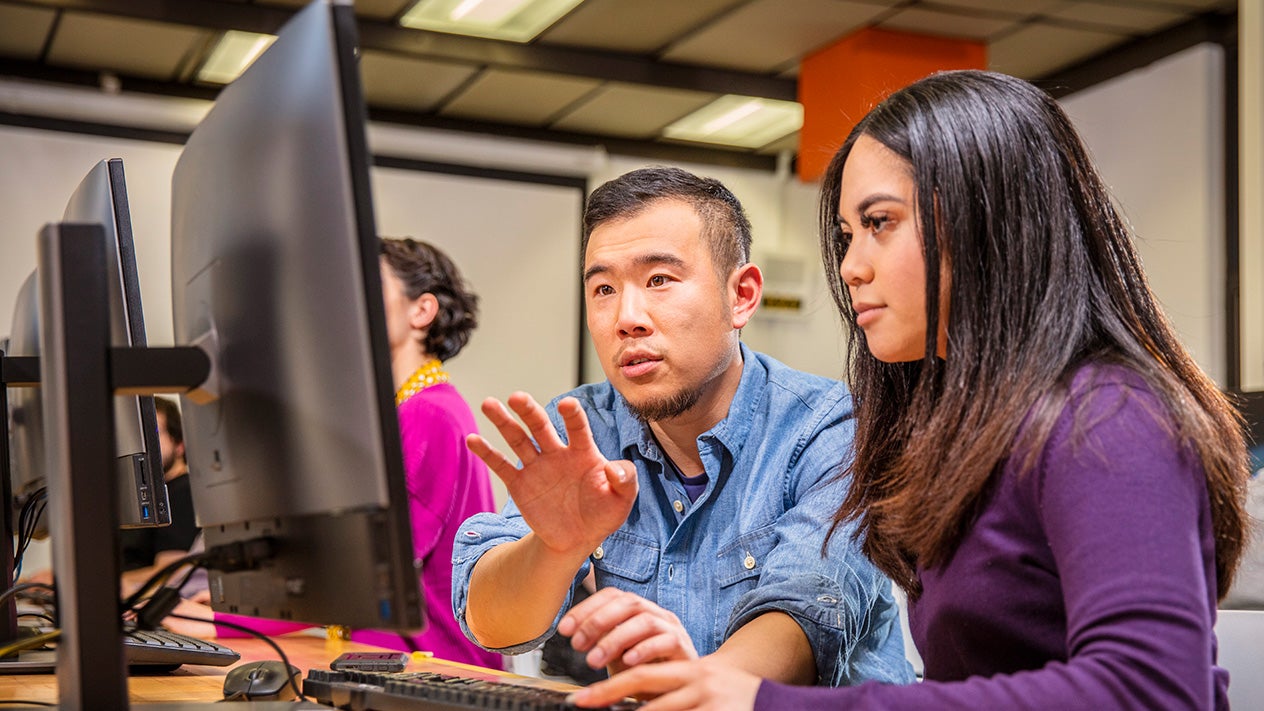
[594,284,614,296]
[648,275,668,287]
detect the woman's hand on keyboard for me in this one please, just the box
[568,657,758,710]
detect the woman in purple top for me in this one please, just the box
[570,70,1250,710]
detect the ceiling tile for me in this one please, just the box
[259,0,413,21]
[660,0,893,73]
[539,0,745,54]
[879,7,1020,40]
[988,22,1126,79]
[550,83,716,139]
[0,4,56,60]
[1045,2,1189,34]
[359,51,479,112]
[47,13,209,81]
[440,68,600,125]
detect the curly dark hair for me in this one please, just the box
[380,237,479,361]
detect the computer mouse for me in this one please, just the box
[222,659,301,701]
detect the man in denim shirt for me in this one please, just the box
[456,167,912,688]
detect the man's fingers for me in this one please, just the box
[479,397,540,465]
[505,391,566,453]
[465,434,521,484]
[559,586,626,637]
[605,460,638,499]
[558,397,598,454]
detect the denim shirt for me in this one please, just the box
[452,345,914,686]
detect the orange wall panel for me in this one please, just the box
[798,28,986,182]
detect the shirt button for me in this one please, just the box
[593,546,604,560]
[743,554,756,570]
[673,500,684,513]
[668,564,674,580]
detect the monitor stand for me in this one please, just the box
[29,223,225,710]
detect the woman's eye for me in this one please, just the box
[862,213,891,234]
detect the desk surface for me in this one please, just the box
[0,635,571,706]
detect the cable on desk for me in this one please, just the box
[0,700,55,707]
[17,612,55,626]
[0,629,60,658]
[120,551,207,613]
[165,612,310,703]
[0,581,55,610]
[12,487,47,582]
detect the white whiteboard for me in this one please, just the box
[0,122,585,511]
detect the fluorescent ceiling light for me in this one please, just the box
[197,30,276,85]
[400,0,585,43]
[663,95,804,149]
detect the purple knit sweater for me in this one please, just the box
[756,366,1229,710]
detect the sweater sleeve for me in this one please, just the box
[755,381,1223,710]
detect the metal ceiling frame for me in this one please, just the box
[4,0,797,99]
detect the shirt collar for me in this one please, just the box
[614,342,766,465]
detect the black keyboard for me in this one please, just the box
[122,626,241,670]
[0,627,240,673]
[304,668,642,711]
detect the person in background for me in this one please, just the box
[25,396,200,595]
[118,397,200,596]
[170,238,499,668]
[569,70,1250,710]
[366,236,500,667]
[455,167,912,688]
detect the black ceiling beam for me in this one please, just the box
[0,57,779,172]
[368,107,780,171]
[353,24,797,100]
[1035,10,1235,100]
[7,0,798,100]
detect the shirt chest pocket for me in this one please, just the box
[591,530,660,584]
[715,524,778,589]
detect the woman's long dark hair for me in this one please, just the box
[819,70,1248,599]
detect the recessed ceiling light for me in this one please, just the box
[400,0,586,43]
[197,30,276,85]
[663,95,804,149]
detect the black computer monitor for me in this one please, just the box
[0,158,171,670]
[4,159,170,542]
[170,0,421,632]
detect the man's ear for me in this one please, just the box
[729,263,763,329]
[410,293,439,331]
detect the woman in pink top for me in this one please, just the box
[365,236,500,667]
[199,238,500,669]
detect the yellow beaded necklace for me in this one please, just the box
[394,358,449,405]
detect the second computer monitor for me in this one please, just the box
[6,158,169,538]
[170,0,421,631]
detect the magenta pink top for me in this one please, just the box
[215,382,501,669]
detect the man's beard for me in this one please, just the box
[625,386,703,422]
